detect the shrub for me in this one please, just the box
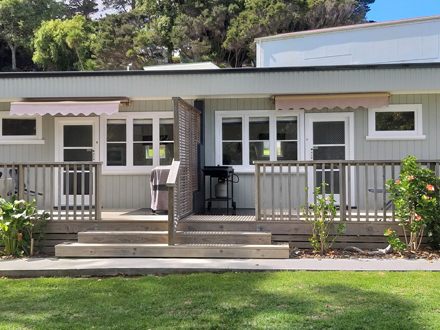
[386,155,440,252]
[0,197,48,256]
[302,184,345,254]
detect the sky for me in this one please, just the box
[367,0,440,22]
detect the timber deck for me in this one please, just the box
[43,208,404,257]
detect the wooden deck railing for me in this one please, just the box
[0,162,102,220]
[254,160,440,222]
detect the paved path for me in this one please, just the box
[1,257,440,277]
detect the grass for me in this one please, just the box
[1,271,440,329]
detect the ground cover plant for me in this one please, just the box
[1,271,440,329]
[0,197,48,256]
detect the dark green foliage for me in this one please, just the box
[67,0,99,19]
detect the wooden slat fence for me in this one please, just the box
[254,160,440,222]
[0,162,102,220]
[167,98,201,245]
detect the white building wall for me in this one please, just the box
[257,17,440,68]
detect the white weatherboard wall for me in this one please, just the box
[256,17,440,67]
[204,94,440,208]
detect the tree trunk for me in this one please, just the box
[131,0,136,9]
[7,40,17,70]
[75,47,85,71]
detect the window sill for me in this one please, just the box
[366,135,426,141]
[0,139,45,145]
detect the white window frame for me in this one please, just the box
[215,110,304,172]
[100,112,173,174]
[0,113,43,144]
[367,104,425,140]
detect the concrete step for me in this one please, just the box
[78,231,272,245]
[55,243,290,259]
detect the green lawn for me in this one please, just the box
[1,271,440,329]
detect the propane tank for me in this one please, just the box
[215,181,228,198]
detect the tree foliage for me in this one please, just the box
[33,15,93,71]
[68,0,99,19]
[91,10,157,70]
[0,0,66,70]
[103,0,137,12]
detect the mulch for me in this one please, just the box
[289,246,440,261]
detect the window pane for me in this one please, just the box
[277,117,297,140]
[160,119,174,141]
[375,111,415,131]
[249,141,270,164]
[160,143,174,165]
[64,149,93,162]
[313,146,345,160]
[222,142,242,165]
[107,143,126,166]
[222,118,242,140]
[3,119,36,136]
[133,143,153,166]
[277,141,297,161]
[64,125,93,147]
[313,122,345,145]
[249,117,269,140]
[133,119,152,142]
[107,120,126,142]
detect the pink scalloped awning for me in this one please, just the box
[10,101,120,116]
[274,93,390,111]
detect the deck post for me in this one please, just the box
[339,163,347,222]
[168,186,175,245]
[95,163,102,220]
[255,163,261,221]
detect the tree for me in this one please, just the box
[103,0,137,12]
[0,0,66,70]
[171,0,244,64]
[224,0,307,67]
[68,0,98,19]
[33,15,93,71]
[91,10,158,70]
[138,0,186,63]
[305,0,375,29]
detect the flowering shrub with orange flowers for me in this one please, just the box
[386,155,440,252]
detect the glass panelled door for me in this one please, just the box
[305,113,353,205]
[55,118,99,206]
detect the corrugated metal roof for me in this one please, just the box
[1,64,440,100]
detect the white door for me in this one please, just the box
[55,118,99,206]
[305,113,354,205]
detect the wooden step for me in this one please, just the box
[78,231,272,245]
[55,243,289,259]
[78,231,168,244]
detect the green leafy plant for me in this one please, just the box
[0,196,49,256]
[302,184,345,255]
[386,155,440,252]
[384,228,406,251]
